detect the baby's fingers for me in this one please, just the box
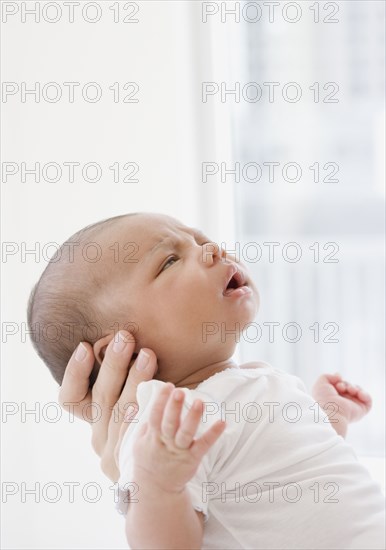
[335,380,372,405]
[148,383,175,431]
[161,388,185,440]
[336,380,361,396]
[357,388,372,407]
[324,373,342,384]
[191,419,227,461]
[335,380,358,395]
[174,399,204,449]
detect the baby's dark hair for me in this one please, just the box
[27,212,138,387]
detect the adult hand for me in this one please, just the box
[58,331,158,482]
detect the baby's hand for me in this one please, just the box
[126,383,226,494]
[312,373,372,424]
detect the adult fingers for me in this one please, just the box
[90,331,138,454]
[58,342,95,420]
[91,331,137,411]
[113,347,159,421]
[113,404,139,469]
[103,348,159,459]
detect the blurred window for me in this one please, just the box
[224,1,385,455]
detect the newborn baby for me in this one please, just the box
[27,212,385,549]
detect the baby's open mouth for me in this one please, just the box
[223,267,249,296]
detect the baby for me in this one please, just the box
[27,212,385,549]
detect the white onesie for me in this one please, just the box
[116,363,386,549]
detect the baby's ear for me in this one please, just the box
[93,333,115,365]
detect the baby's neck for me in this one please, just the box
[172,358,239,390]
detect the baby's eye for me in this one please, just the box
[160,256,178,272]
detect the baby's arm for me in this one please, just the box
[127,469,204,549]
[312,373,372,438]
[123,383,226,549]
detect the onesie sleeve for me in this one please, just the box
[183,390,225,523]
[115,380,225,522]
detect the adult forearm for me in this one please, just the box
[125,471,203,549]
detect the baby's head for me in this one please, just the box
[27,212,259,387]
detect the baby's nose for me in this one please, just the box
[203,242,230,264]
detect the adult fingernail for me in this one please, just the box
[113,331,128,353]
[136,349,150,371]
[75,342,87,362]
[124,404,137,421]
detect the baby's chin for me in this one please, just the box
[231,293,260,325]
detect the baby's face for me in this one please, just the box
[94,213,259,379]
